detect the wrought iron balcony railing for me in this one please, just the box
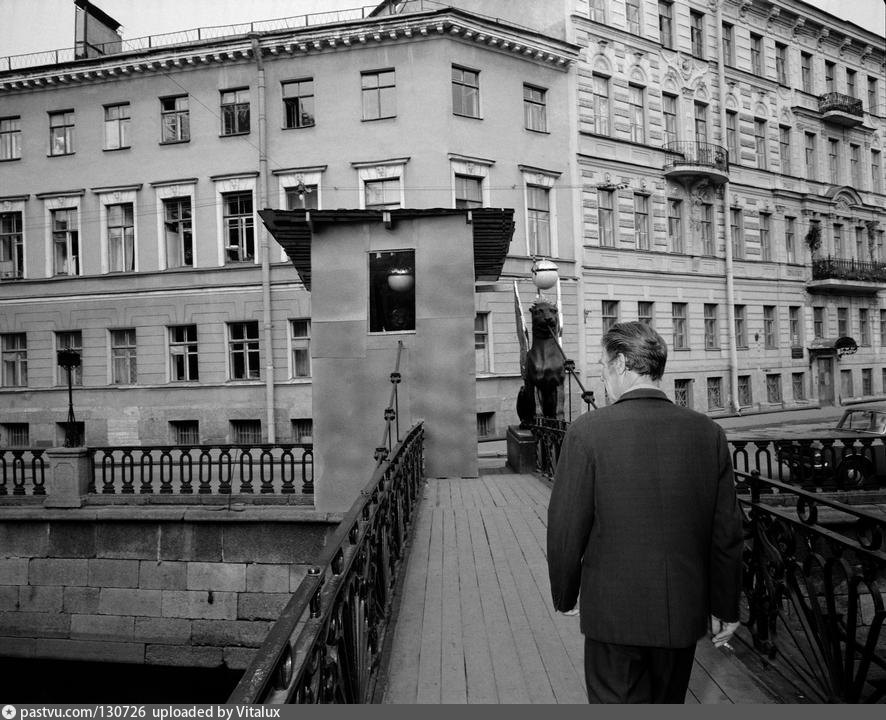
[812,256,886,284]
[819,92,864,117]
[663,141,729,173]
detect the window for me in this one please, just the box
[671,303,687,350]
[754,119,767,169]
[750,33,763,76]
[221,89,250,135]
[722,23,734,65]
[737,375,752,407]
[801,52,812,93]
[881,309,886,346]
[846,69,857,97]
[110,329,137,385]
[833,223,847,258]
[591,74,610,135]
[860,308,870,346]
[526,185,551,257]
[700,202,713,255]
[107,203,134,272]
[638,301,654,326]
[362,69,396,120]
[785,216,796,263]
[825,61,835,92]
[292,419,313,443]
[707,377,724,411]
[734,305,747,347]
[633,194,650,249]
[475,313,490,373]
[477,412,495,439]
[0,211,23,279]
[0,116,21,160]
[726,111,738,160]
[285,183,318,210]
[841,369,853,398]
[452,66,480,118]
[369,250,415,333]
[766,374,783,403]
[779,125,792,175]
[856,226,865,261]
[228,321,261,379]
[103,103,130,150]
[730,207,743,260]
[49,110,75,156]
[602,300,619,333]
[759,213,771,261]
[850,144,861,187]
[690,11,705,58]
[694,102,708,143]
[1,333,27,387]
[523,84,547,132]
[828,138,840,182]
[628,85,645,143]
[231,420,262,445]
[1,423,29,447]
[658,1,674,48]
[674,379,692,408]
[862,368,872,396]
[872,150,882,193]
[662,93,678,145]
[775,43,788,84]
[589,0,605,22]
[52,208,79,276]
[868,76,879,114]
[763,305,777,349]
[704,304,718,349]
[283,78,315,129]
[598,189,615,247]
[160,95,189,143]
[793,373,806,401]
[813,307,825,339]
[837,306,848,337]
[163,197,193,268]
[170,420,200,445]
[364,178,401,210]
[667,198,683,253]
[223,191,254,262]
[454,174,483,209]
[789,306,802,347]
[626,0,641,34]
[804,132,816,180]
[290,318,311,378]
[56,331,82,386]
[169,325,198,382]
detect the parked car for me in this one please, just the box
[775,406,886,490]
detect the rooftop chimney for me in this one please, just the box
[73,0,122,59]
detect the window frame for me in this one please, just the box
[690,11,705,58]
[51,207,79,276]
[168,324,199,383]
[734,305,748,348]
[759,212,771,262]
[282,78,315,129]
[49,109,75,156]
[109,328,137,385]
[523,84,547,133]
[451,65,480,119]
[228,321,261,380]
[763,305,778,349]
[0,210,24,279]
[160,95,190,144]
[361,69,396,121]
[222,191,255,263]
[667,198,683,253]
[671,302,688,350]
[220,88,251,136]
[475,312,492,374]
[103,102,131,151]
[1,332,27,387]
[633,193,650,250]
[628,84,646,143]
[290,318,312,379]
[55,330,83,386]
[658,1,674,49]
[106,202,135,273]
[704,303,719,350]
[0,116,22,161]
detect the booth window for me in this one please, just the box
[369,250,415,333]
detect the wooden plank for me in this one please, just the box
[416,506,444,703]
[467,505,532,703]
[693,636,778,703]
[381,494,433,703]
[480,475,508,507]
[454,506,498,703]
[440,507,467,703]
[688,654,731,704]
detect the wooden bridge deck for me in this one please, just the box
[379,471,781,704]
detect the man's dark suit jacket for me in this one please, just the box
[547,387,744,648]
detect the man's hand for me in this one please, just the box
[710,615,739,648]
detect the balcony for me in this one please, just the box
[662,141,729,186]
[819,92,864,127]
[808,255,886,295]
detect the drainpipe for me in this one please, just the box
[714,3,740,414]
[250,34,276,442]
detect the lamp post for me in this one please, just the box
[56,348,81,447]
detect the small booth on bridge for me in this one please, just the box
[259,207,514,512]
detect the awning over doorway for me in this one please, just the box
[807,336,858,358]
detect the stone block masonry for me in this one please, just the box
[0,511,340,668]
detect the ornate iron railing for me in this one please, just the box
[819,92,864,117]
[812,256,886,284]
[663,141,730,173]
[0,449,47,496]
[532,417,567,480]
[375,341,404,463]
[736,470,886,703]
[87,444,313,495]
[228,421,425,704]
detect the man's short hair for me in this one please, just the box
[602,321,668,381]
